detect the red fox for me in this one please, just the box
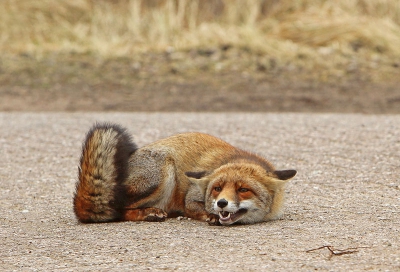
[73,123,296,225]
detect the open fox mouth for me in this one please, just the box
[218,209,247,225]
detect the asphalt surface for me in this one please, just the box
[1,112,399,271]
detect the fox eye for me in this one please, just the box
[238,188,249,193]
[214,186,222,192]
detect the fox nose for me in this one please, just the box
[217,199,228,208]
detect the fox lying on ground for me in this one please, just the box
[73,123,296,225]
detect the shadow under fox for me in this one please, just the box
[73,123,296,225]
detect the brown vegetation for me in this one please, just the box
[2,0,400,68]
[0,0,399,112]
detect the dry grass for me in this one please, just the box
[1,0,400,77]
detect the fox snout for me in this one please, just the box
[213,197,249,225]
[217,198,228,208]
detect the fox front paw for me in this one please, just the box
[124,207,168,222]
[144,208,168,222]
[206,214,221,226]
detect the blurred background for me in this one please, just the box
[0,0,399,113]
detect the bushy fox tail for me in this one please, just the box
[73,123,137,223]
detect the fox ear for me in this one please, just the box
[185,171,208,179]
[273,169,297,181]
[185,171,210,195]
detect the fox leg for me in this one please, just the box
[122,150,177,221]
[184,198,220,225]
[184,200,220,225]
[184,184,220,224]
[123,207,168,222]
[184,200,209,221]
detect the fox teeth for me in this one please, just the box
[219,211,232,219]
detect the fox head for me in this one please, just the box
[186,163,296,225]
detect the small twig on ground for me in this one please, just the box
[306,245,370,259]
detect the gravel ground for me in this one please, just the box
[1,112,399,271]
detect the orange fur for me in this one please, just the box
[73,123,296,225]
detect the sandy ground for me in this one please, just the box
[0,112,399,271]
